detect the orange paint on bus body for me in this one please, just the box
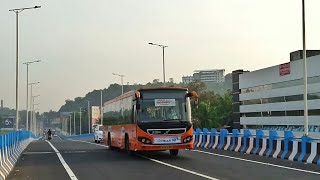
[103,124,194,151]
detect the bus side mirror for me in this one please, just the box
[186,91,199,109]
[186,91,199,98]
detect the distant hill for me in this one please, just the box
[0,107,15,116]
[58,75,232,113]
[58,82,184,113]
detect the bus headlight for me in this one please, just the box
[138,137,152,144]
[183,136,193,143]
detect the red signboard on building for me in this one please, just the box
[279,62,290,76]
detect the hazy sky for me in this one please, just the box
[1,0,320,112]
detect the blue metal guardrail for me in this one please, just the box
[0,131,36,179]
[193,128,320,166]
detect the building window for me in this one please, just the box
[285,94,303,102]
[270,111,286,116]
[241,93,319,105]
[309,109,320,116]
[241,76,320,94]
[241,109,320,117]
[286,110,304,116]
[308,93,320,100]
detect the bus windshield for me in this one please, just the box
[138,90,191,123]
[139,99,189,122]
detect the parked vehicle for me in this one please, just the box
[93,124,104,143]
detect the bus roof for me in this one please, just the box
[103,87,188,106]
[104,90,135,105]
[138,87,188,91]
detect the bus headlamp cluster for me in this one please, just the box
[183,136,193,143]
[138,137,152,144]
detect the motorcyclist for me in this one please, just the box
[47,129,52,140]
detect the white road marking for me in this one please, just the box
[57,135,63,140]
[68,139,219,180]
[68,139,109,148]
[62,151,88,154]
[191,149,320,175]
[138,155,219,180]
[23,151,55,155]
[46,140,78,180]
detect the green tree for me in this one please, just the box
[0,116,3,126]
[187,81,207,94]
[192,90,232,128]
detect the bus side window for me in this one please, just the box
[132,105,135,123]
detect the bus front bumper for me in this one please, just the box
[137,143,194,151]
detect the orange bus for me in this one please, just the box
[102,87,198,156]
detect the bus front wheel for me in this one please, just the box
[169,149,179,156]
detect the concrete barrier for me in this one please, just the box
[208,128,218,149]
[0,131,35,180]
[194,128,320,166]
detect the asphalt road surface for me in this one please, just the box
[7,135,320,180]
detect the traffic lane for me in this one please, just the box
[39,134,62,141]
[51,139,106,152]
[141,149,320,180]
[7,140,70,180]
[64,138,320,176]
[68,139,320,179]
[195,148,320,173]
[23,139,55,152]
[66,136,94,143]
[60,140,217,180]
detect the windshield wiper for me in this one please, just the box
[163,119,188,124]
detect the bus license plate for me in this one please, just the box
[154,137,181,144]
[161,146,173,149]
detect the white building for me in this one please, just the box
[182,69,225,84]
[182,76,193,84]
[193,69,225,83]
[238,50,320,128]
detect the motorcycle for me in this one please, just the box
[48,134,52,141]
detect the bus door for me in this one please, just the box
[132,103,137,140]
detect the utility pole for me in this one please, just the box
[100,90,103,125]
[73,112,76,135]
[9,5,41,130]
[148,42,168,87]
[79,107,82,135]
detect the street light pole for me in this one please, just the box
[23,60,41,131]
[29,82,40,132]
[15,11,19,130]
[25,63,29,130]
[79,107,82,135]
[100,90,103,125]
[69,115,72,136]
[162,46,165,87]
[148,42,168,87]
[73,112,76,135]
[9,6,41,130]
[33,108,39,135]
[86,100,91,133]
[302,0,309,136]
[112,73,125,95]
[32,98,39,134]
